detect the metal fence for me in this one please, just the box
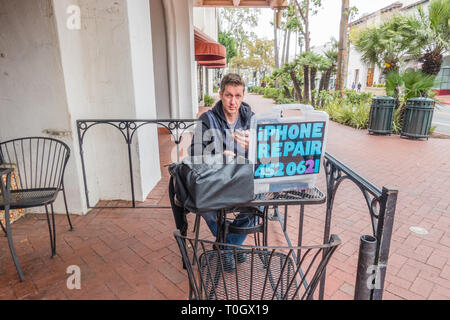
[321,152,398,300]
[76,119,199,209]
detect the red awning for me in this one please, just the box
[194,27,226,62]
[198,58,226,69]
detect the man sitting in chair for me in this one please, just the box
[189,73,256,269]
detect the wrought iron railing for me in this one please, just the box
[76,119,199,209]
[320,152,398,300]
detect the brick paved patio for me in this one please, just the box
[0,94,449,300]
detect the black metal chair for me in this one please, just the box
[0,137,74,261]
[173,230,341,300]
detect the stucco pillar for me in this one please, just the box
[162,0,198,119]
[52,0,161,209]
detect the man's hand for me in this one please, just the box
[223,150,236,157]
[233,130,250,150]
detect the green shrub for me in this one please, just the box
[343,89,373,105]
[275,97,297,105]
[249,86,266,95]
[263,87,282,99]
[402,70,436,99]
[350,103,371,129]
[316,91,371,130]
[203,94,215,107]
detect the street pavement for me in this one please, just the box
[434,97,450,135]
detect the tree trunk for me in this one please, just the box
[274,12,279,69]
[281,29,288,65]
[274,11,280,88]
[325,69,331,90]
[310,67,317,106]
[421,48,443,76]
[295,0,310,52]
[285,30,291,63]
[303,65,310,103]
[336,0,349,97]
[283,86,292,98]
[319,74,325,92]
[290,71,303,101]
[304,0,310,52]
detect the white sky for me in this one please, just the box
[253,0,418,50]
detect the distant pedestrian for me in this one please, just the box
[357,83,362,92]
[352,82,356,90]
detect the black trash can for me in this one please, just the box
[368,96,395,135]
[401,98,435,140]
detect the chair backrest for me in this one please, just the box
[173,230,341,300]
[0,137,70,190]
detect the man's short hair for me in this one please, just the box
[220,73,245,93]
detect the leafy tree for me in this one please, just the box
[218,31,237,65]
[280,3,303,65]
[219,8,261,53]
[293,0,323,52]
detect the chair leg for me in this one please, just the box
[5,206,25,281]
[0,219,6,236]
[192,215,201,266]
[44,205,57,258]
[62,186,74,231]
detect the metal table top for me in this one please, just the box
[247,187,326,207]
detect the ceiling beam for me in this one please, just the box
[195,0,288,8]
[269,0,288,9]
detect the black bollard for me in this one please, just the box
[354,235,378,300]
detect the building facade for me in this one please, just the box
[345,0,449,94]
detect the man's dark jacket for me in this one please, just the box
[189,100,254,156]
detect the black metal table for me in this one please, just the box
[216,187,326,257]
[0,168,25,281]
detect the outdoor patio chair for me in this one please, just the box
[173,230,341,300]
[0,137,74,260]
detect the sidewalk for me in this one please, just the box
[0,94,449,300]
[436,95,450,106]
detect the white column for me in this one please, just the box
[127,0,161,200]
[53,0,161,207]
[0,0,86,214]
[163,0,198,119]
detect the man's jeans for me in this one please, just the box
[199,191,265,247]
[200,210,255,247]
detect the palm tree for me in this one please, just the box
[401,0,450,75]
[309,54,326,106]
[297,53,311,103]
[271,67,293,99]
[283,61,304,101]
[297,52,323,104]
[319,39,338,92]
[354,15,413,75]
